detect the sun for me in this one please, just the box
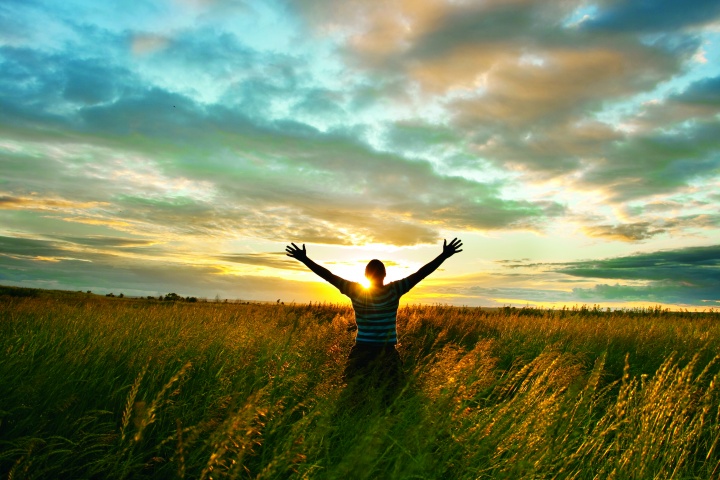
[359,277,371,289]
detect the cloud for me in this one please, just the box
[0,45,134,131]
[495,258,531,268]
[672,75,720,106]
[471,120,622,177]
[62,58,124,105]
[216,252,305,271]
[130,34,170,55]
[575,120,720,201]
[555,244,720,305]
[557,244,720,278]
[451,41,680,127]
[0,235,70,259]
[282,0,718,218]
[3,1,713,246]
[634,75,720,130]
[571,282,718,305]
[286,0,720,208]
[488,244,720,306]
[582,222,665,242]
[49,235,158,249]
[0,234,162,263]
[0,195,107,211]
[291,0,690,105]
[0,234,331,301]
[0,249,325,301]
[0,52,565,247]
[583,0,720,32]
[581,212,720,243]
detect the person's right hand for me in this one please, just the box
[442,238,463,258]
[285,243,308,261]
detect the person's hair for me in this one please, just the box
[365,259,386,281]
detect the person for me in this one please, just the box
[285,238,463,400]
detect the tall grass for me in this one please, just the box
[1,295,719,479]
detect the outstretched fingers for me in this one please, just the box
[285,242,307,259]
[445,237,463,255]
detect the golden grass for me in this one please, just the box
[1,295,719,478]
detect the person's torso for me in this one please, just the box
[349,284,401,345]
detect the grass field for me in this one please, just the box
[1,288,719,479]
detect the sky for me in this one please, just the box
[1,0,719,309]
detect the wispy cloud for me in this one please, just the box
[492,244,720,306]
[217,252,306,271]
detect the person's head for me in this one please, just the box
[365,259,386,286]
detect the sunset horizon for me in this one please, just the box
[1,0,719,309]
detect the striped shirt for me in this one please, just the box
[335,277,413,345]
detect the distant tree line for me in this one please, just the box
[0,285,251,305]
[157,292,198,302]
[144,292,199,302]
[103,292,199,302]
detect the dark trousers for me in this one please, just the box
[342,344,404,405]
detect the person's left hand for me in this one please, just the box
[285,243,308,261]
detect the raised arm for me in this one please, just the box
[405,238,463,290]
[285,243,344,289]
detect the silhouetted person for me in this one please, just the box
[286,238,463,404]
